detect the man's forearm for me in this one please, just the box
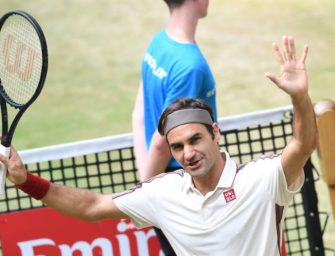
[42,184,107,221]
[291,94,318,155]
[132,82,148,175]
[282,93,318,186]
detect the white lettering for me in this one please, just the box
[18,238,56,256]
[144,52,167,80]
[206,88,215,98]
[153,67,167,79]
[15,221,163,255]
[116,221,131,256]
[134,228,158,256]
[59,238,113,256]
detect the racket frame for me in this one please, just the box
[0,10,48,147]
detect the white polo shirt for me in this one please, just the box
[114,152,304,256]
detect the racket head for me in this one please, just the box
[0,10,48,109]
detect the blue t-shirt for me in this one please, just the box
[142,29,217,168]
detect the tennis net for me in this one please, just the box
[0,105,333,255]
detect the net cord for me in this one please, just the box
[19,105,293,164]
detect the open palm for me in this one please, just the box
[265,36,309,98]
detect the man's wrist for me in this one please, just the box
[15,171,51,200]
[291,93,311,106]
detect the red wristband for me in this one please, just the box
[15,172,51,200]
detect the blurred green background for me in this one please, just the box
[1,0,334,149]
[1,0,335,251]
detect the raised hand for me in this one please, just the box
[265,36,309,99]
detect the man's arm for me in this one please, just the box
[132,82,172,181]
[141,130,172,181]
[265,36,318,187]
[132,81,149,177]
[0,146,128,221]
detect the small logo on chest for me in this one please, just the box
[223,189,236,203]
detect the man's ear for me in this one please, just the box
[212,123,221,141]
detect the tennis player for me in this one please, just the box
[1,36,317,255]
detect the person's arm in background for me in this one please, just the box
[132,81,149,179]
[265,36,318,187]
[141,130,172,181]
[132,82,171,181]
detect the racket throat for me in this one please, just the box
[1,135,11,147]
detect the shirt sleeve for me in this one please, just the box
[257,154,305,206]
[113,180,159,229]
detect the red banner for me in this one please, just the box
[0,207,162,256]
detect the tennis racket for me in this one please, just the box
[0,10,48,195]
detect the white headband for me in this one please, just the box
[164,108,213,135]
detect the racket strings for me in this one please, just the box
[0,14,43,106]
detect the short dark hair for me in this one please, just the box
[158,98,215,138]
[163,0,186,9]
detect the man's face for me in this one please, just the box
[167,123,220,178]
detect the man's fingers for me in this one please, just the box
[288,36,296,61]
[0,153,8,166]
[272,43,284,65]
[275,36,302,64]
[283,35,297,61]
[300,44,309,64]
[265,72,280,86]
[282,36,291,61]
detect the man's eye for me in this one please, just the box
[190,137,201,144]
[171,144,183,151]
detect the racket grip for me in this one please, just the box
[0,144,10,195]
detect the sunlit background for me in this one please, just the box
[1,0,335,251]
